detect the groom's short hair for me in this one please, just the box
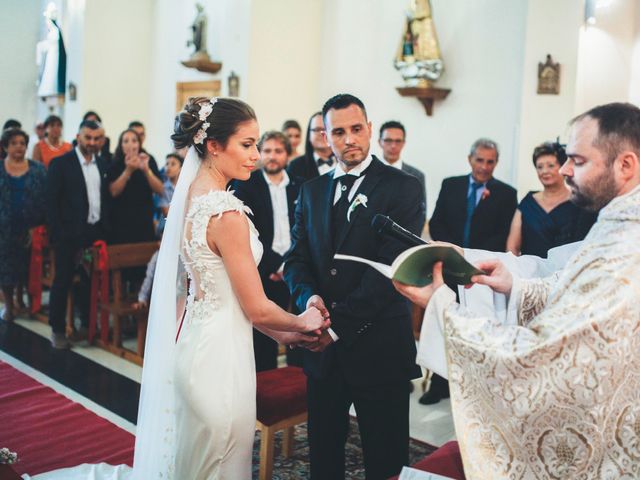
[322,94,368,123]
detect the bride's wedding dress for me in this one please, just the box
[175,189,262,478]
[26,189,263,480]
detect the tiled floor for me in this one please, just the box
[1,311,456,448]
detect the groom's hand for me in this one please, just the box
[304,329,334,353]
[307,295,331,322]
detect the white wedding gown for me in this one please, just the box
[26,190,263,480]
[175,190,262,478]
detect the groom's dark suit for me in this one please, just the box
[284,156,424,479]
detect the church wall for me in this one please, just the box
[514,0,582,196]
[0,0,42,138]
[316,0,528,217]
[245,0,325,134]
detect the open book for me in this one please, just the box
[334,244,484,287]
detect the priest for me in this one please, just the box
[394,102,640,479]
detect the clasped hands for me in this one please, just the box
[280,295,333,352]
[392,258,513,309]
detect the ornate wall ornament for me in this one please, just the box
[537,54,561,95]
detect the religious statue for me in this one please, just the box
[36,2,67,102]
[187,3,210,61]
[394,0,444,87]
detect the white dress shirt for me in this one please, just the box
[75,146,101,224]
[313,151,336,176]
[380,157,403,170]
[262,170,292,258]
[318,153,373,342]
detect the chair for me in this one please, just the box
[91,241,159,364]
[256,366,308,480]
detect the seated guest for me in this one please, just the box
[32,115,73,167]
[506,142,597,257]
[0,129,47,321]
[287,111,335,181]
[46,120,109,348]
[233,131,304,370]
[107,129,163,244]
[426,137,517,405]
[282,119,302,161]
[378,120,427,218]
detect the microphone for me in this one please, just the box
[371,214,428,247]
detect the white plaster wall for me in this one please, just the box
[0,0,42,138]
[80,0,153,148]
[146,0,253,163]
[61,0,86,138]
[575,0,637,113]
[515,0,583,196]
[246,0,324,133]
[317,0,528,216]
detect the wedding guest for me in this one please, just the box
[0,129,47,321]
[107,129,163,244]
[1,119,22,160]
[46,120,109,348]
[80,111,111,159]
[287,112,335,181]
[32,115,73,167]
[426,137,517,405]
[282,119,302,161]
[506,142,597,257]
[157,152,183,218]
[128,120,157,166]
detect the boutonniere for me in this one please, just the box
[347,193,368,221]
[481,188,491,201]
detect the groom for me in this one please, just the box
[284,94,425,479]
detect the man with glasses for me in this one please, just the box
[379,121,427,218]
[288,111,335,182]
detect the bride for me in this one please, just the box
[28,97,327,480]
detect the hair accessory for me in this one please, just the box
[193,97,218,145]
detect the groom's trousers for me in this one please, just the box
[307,365,410,480]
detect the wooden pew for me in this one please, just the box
[92,241,159,365]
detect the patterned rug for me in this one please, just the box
[251,417,437,479]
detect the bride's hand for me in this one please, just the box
[298,306,330,335]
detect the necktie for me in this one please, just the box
[462,182,482,248]
[332,175,358,248]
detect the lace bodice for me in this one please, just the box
[181,190,263,322]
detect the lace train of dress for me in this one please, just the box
[25,191,263,480]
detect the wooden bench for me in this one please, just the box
[92,241,159,365]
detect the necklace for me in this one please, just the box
[45,137,64,150]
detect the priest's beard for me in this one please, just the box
[567,168,618,212]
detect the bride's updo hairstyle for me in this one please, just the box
[171,97,256,158]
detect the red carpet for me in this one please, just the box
[0,361,134,476]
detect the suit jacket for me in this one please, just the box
[287,153,319,182]
[401,162,427,217]
[429,174,517,251]
[46,149,110,246]
[232,170,302,281]
[284,156,424,386]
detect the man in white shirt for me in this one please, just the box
[379,120,427,217]
[232,131,304,370]
[288,112,336,181]
[46,120,109,349]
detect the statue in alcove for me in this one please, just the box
[394,0,444,87]
[187,3,210,61]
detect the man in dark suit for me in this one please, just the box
[379,120,427,219]
[424,137,517,404]
[284,94,425,480]
[233,130,304,370]
[46,120,110,349]
[287,111,335,182]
